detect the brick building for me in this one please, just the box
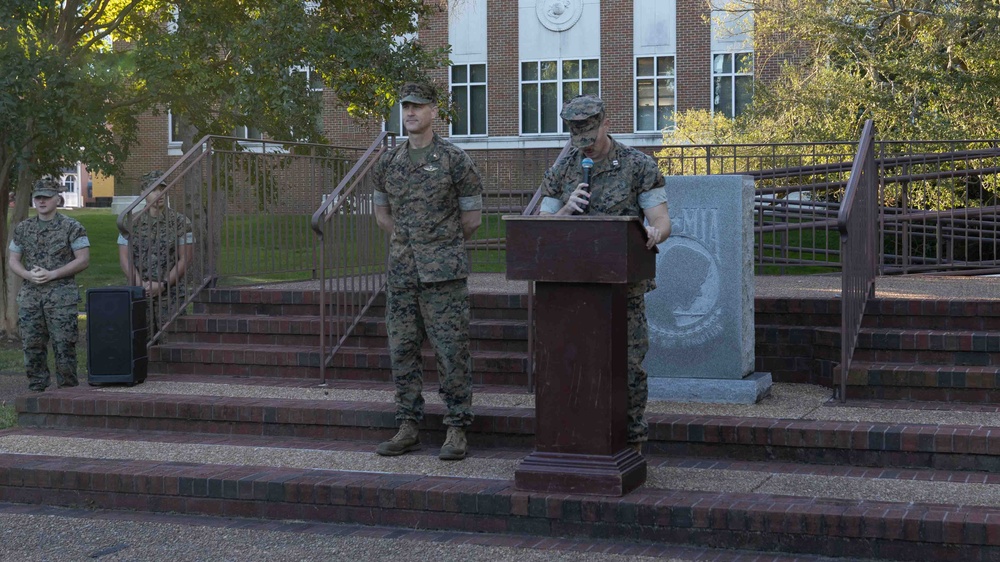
[120,0,756,195]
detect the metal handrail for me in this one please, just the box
[116,135,215,345]
[311,131,395,384]
[835,120,879,402]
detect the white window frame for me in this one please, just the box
[62,174,76,194]
[168,111,182,146]
[634,56,677,132]
[520,58,600,136]
[384,104,406,139]
[290,65,324,93]
[711,51,754,118]
[450,63,488,137]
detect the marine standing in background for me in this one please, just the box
[8,177,91,391]
[118,171,194,332]
[539,94,672,453]
[372,82,484,461]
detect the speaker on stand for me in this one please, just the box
[87,286,148,386]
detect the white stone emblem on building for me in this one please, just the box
[536,0,583,32]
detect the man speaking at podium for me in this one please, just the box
[538,94,671,453]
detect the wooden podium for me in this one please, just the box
[504,215,655,496]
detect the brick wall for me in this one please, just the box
[600,0,635,135]
[123,109,175,195]
[676,0,711,113]
[487,0,519,137]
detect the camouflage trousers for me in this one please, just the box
[18,294,79,390]
[386,279,473,427]
[627,292,650,443]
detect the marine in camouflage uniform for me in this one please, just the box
[372,82,483,460]
[118,172,194,332]
[539,95,672,449]
[8,178,91,391]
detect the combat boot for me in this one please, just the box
[439,426,467,460]
[376,420,420,456]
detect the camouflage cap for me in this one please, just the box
[560,95,605,149]
[31,176,63,198]
[399,82,437,105]
[139,170,166,191]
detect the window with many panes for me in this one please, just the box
[635,56,676,132]
[521,59,599,134]
[712,51,753,118]
[451,64,487,136]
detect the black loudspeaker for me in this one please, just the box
[87,287,148,386]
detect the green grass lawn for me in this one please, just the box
[0,405,14,429]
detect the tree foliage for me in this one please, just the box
[703,0,1000,142]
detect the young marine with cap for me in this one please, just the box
[8,177,91,391]
[372,82,484,461]
[539,94,671,454]
[118,171,194,332]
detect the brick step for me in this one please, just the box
[755,298,1000,332]
[148,343,528,385]
[845,362,1000,402]
[849,329,1000,367]
[861,300,1000,331]
[167,314,527,352]
[0,433,996,561]
[18,386,1000,472]
[192,290,529,321]
[0,503,856,562]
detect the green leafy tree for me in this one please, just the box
[0,0,449,335]
[708,0,1000,142]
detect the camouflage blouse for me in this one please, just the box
[9,213,90,300]
[121,208,193,282]
[540,137,667,293]
[372,133,484,287]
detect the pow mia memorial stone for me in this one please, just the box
[644,175,772,403]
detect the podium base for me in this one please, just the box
[514,449,647,496]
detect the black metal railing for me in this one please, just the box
[836,120,879,402]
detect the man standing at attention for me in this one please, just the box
[118,171,194,333]
[373,82,484,461]
[539,94,671,454]
[8,177,90,391]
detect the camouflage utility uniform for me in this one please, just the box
[372,132,484,428]
[540,134,667,444]
[118,207,193,330]
[10,214,90,390]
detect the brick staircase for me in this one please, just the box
[4,286,1000,560]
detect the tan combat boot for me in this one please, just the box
[629,442,643,455]
[376,420,420,456]
[439,426,467,460]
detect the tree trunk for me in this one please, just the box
[0,165,34,337]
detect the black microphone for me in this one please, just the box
[574,157,594,215]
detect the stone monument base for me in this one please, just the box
[648,372,772,404]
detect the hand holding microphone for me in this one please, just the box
[569,157,595,215]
